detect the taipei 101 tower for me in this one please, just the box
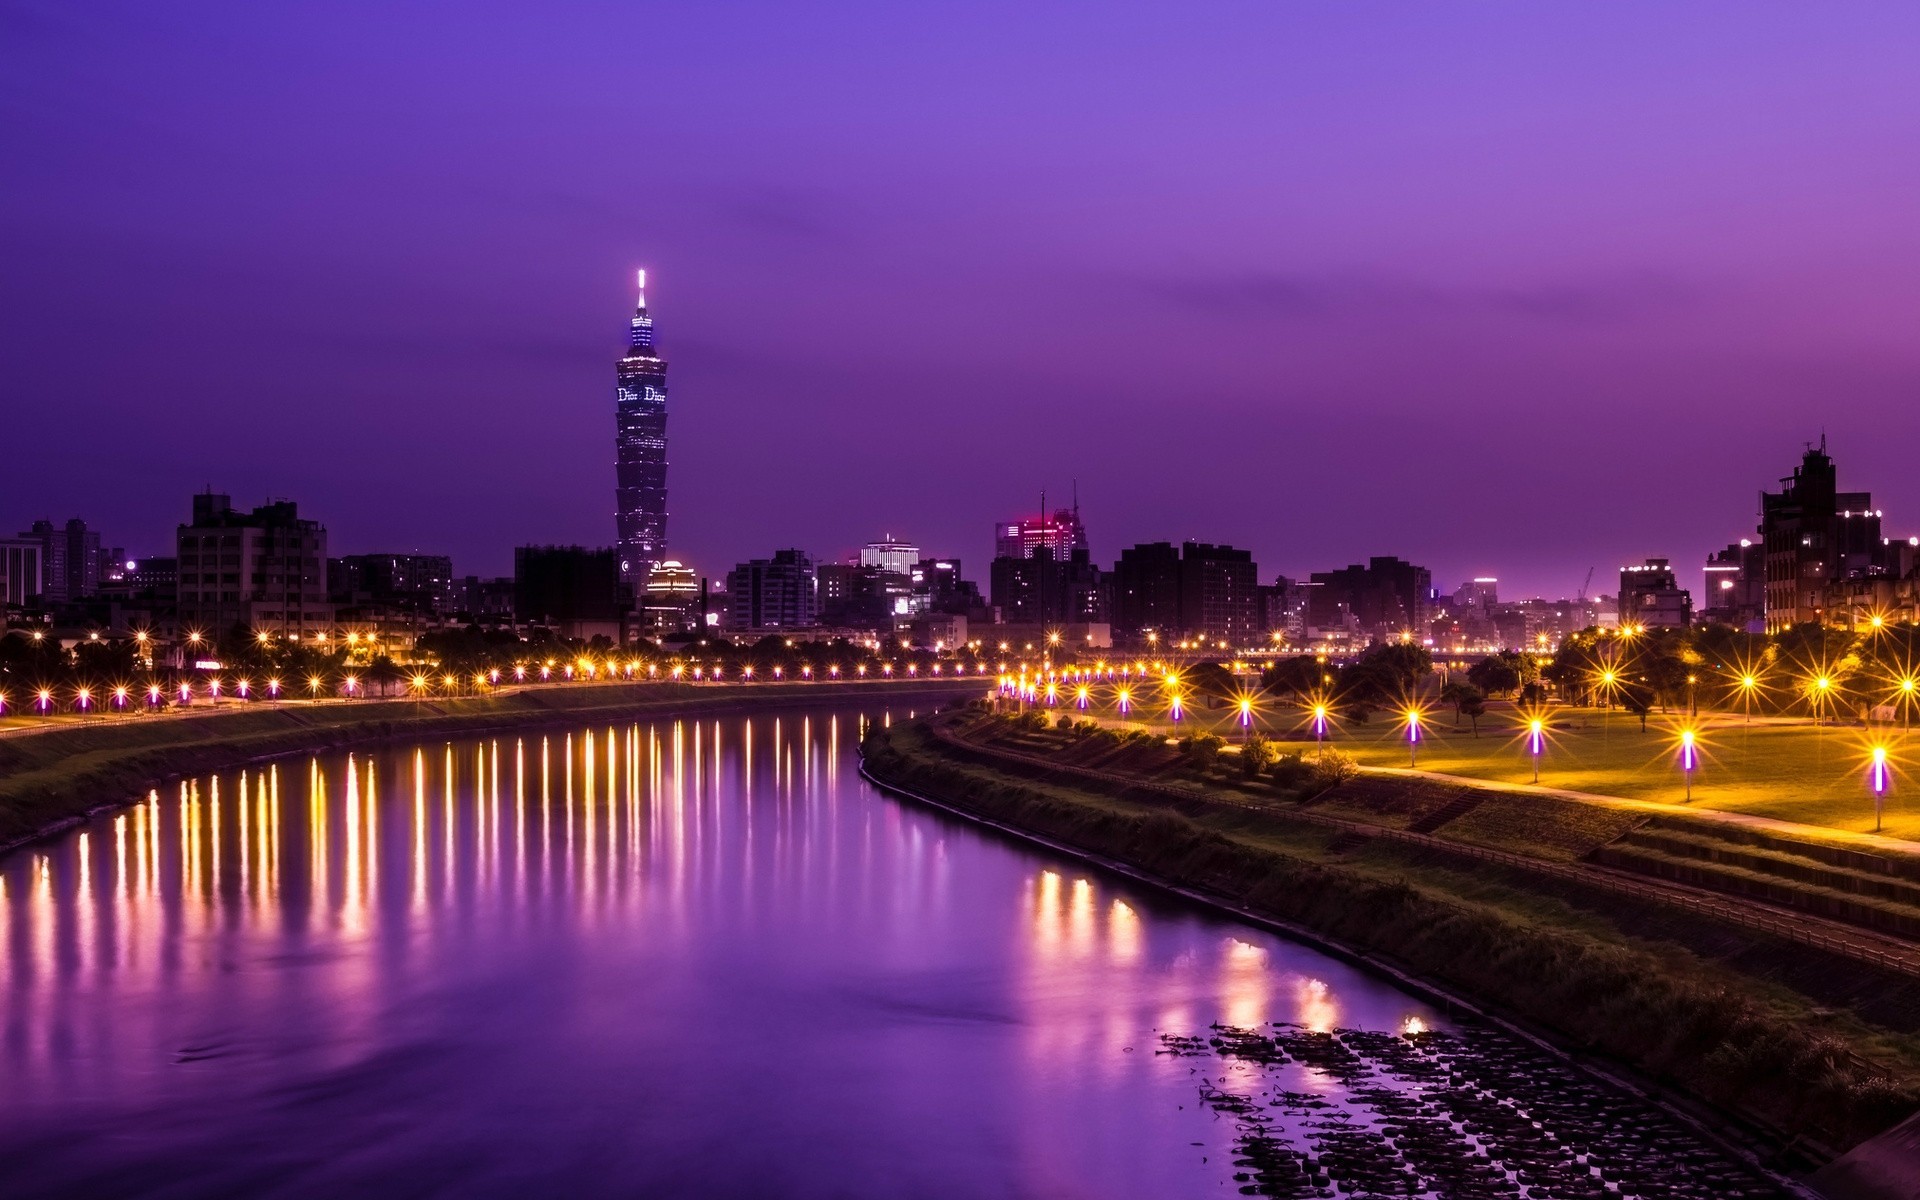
[614,270,669,594]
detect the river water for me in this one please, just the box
[0,705,1792,1198]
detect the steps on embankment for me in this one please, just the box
[1592,817,1920,940]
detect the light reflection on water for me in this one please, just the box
[0,707,1439,1198]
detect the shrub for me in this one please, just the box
[1182,732,1226,764]
[1270,752,1311,789]
[1241,734,1276,778]
[1305,748,1358,788]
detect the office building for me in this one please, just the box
[176,493,333,638]
[1618,558,1692,628]
[858,539,919,576]
[726,549,817,630]
[614,270,670,595]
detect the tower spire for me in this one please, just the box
[635,268,647,311]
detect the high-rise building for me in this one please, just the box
[1112,543,1183,636]
[1178,543,1259,645]
[1308,557,1432,642]
[990,547,1107,628]
[0,537,44,607]
[176,493,333,638]
[1110,542,1257,643]
[614,270,670,595]
[1758,440,1884,632]
[1260,575,1310,644]
[15,518,102,603]
[727,550,818,630]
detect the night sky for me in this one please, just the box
[5,2,1918,599]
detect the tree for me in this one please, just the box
[1355,641,1433,691]
[1467,653,1523,697]
[1459,691,1487,737]
[1620,684,1654,732]
[1262,656,1327,699]
[1439,681,1480,724]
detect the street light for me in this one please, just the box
[1527,717,1545,784]
[1403,707,1424,767]
[1678,727,1698,802]
[1869,744,1892,832]
[1737,673,1760,725]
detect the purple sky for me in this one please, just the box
[5,2,1919,599]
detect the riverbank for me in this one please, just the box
[860,709,1920,1169]
[0,678,982,854]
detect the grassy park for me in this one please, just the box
[1062,696,1920,841]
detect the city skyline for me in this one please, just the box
[6,4,1920,596]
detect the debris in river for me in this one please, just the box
[1158,1022,1795,1199]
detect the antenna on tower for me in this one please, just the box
[636,269,647,309]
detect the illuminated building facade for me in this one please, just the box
[614,270,670,595]
[994,505,1087,561]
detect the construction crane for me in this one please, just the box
[1577,567,1594,602]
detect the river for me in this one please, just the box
[0,704,1794,1198]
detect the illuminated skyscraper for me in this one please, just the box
[614,270,669,593]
